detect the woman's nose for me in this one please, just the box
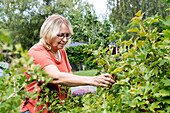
[62,36,67,42]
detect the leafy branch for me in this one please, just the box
[0,83,25,105]
[133,53,146,81]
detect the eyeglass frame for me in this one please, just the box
[56,33,72,40]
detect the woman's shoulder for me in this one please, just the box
[29,43,45,51]
[28,43,48,56]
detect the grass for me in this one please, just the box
[72,69,98,76]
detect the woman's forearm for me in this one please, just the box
[44,65,92,87]
[44,65,114,87]
[50,72,92,87]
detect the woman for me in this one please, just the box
[20,14,114,113]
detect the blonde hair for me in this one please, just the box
[40,14,73,50]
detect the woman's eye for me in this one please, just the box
[57,34,63,37]
[66,33,69,37]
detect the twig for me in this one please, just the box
[0,84,25,104]
[133,53,147,81]
[0,92,3,97]
[140,19,151,43]
[101,51,111,68]
[105,59,111,68]
[13,76,16,92]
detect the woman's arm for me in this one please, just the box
[44,65,114,87]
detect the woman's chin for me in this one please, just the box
[58,45,65,49]
[52,44,65,50]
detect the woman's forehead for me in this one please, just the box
[59,23,70,33]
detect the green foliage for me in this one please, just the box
[0,29,18,62]
[0,29,11,44]
[0,0,109,50]
[107,0,170,27]
[69,10,112,47]
[65,44,97,70]
[0,32,52,112]
[0,0,112,50]
[1,4,170,112]
[66,45,88,65]
[161,0,170,3]
[0,0,80,50]
[107,0,170,41]
[69,10,170,112]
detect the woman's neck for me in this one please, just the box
[50,50,61,61]
[51,49,59,53]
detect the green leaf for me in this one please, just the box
[160,15,170,26]
[149,19,159,25]
[143,70,152,80]
[131,18,140,24]
[126,28,139,32]
[154,89,170,97]
[150,58,162,67]
[162,79,170,86]
[15,43,23,52]
[149,102,160,112]
[162,99,170,104]
[112,67,123,73]
[130,17,139,22]
[152,67,159,76]
[159,59,167,66]
[166,8,170,11]
[135,10,141,17]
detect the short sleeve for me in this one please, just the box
[28,46,55,69]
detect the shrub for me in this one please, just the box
[65,44,97,71]
[69,10,170,112]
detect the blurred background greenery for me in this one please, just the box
[0,0,169,50]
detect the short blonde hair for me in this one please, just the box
[40,14,73,50]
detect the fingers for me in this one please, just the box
[98,83,110,87]
[101,73,113,79]
[92,73,115,87]
[103,77,115,84]
[100,73,115,83]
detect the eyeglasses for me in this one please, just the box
[56,33,72,40]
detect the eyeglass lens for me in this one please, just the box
[57,33,71,39]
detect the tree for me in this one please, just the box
[0,0,76,49]
[69,10,112,47]
[0,0,113,50]
[107,0,170,27]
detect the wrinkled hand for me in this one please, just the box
[91,73,115,87]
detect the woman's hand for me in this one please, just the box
[90,73,115,87]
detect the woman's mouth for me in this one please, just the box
[59,42,65,46]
